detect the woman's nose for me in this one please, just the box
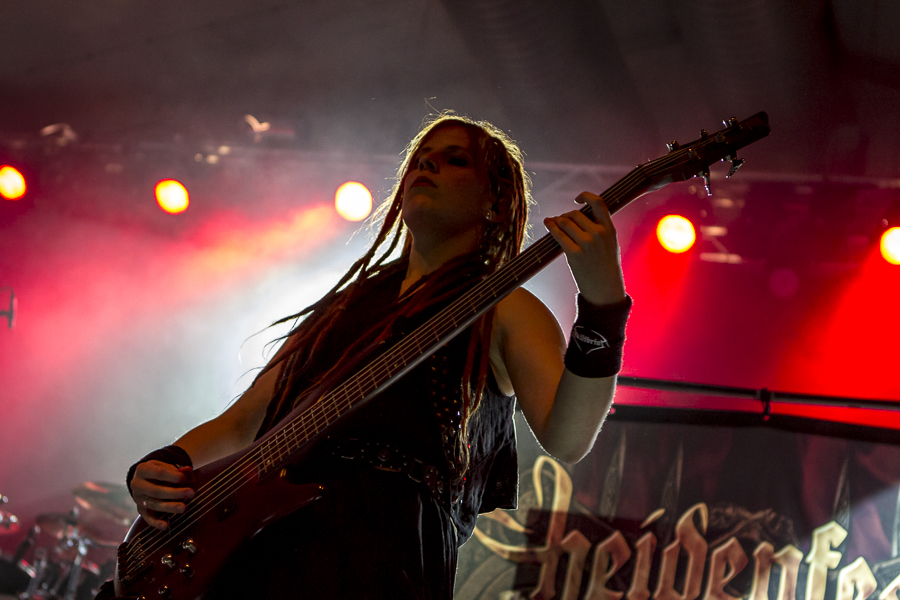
[417,153,437,172]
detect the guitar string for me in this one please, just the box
[120,132,745,572]
[120,154,661,570]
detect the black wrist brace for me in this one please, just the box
[564,294,632,378]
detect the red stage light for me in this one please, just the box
[155,179,190,214]
[0,165,27,200]
[881,227,900,265]
[334,181,373,222]
[656,215,696,253]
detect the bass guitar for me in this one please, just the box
[114,112,770,599]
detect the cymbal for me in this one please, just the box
[0,510,19,535]
[36,512,81,537]
[34,513,119,547]
[72,482,134,523]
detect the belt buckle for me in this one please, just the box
[407,458,425,483]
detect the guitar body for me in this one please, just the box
[114,446,324,600]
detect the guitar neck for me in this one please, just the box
[253,111,771,475]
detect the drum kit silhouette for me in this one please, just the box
[0,484,134,600]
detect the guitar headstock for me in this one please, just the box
[647,112,770,195]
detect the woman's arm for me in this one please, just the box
[129,358,281,530]
[173,365,279,466]
[491,192,627,464]
[492,290,619,464]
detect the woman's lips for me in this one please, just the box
[411,176,436,188]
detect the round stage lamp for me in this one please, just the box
[335,181,373,222]
[155,179,190,214]
[881,227,900,265]
[0,165,27,200]
[656,214,696,253]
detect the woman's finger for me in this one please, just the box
[138,504,171,531]
[136,484,194,501]
[564,210,607,236]
[134,460,191,485]
[543,218,581,253]
[551,216,595,247]
[140,496,188,515]
[574,192,614,225]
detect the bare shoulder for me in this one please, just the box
[494,288,563,335]
[489,288,567,396]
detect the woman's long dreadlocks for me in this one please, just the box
[253,112,533,479]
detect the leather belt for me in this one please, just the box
[329,438,453,504]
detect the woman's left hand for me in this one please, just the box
[543,192,626,306]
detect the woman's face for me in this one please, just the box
[401,125,494,249]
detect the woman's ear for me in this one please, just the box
[489,196,511,222]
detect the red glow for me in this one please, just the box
[0,165,27,200]
[619,233,694,376]
[656,215,696,253]
[182,205,340,285]
[779,247,900,401]
[0,203,346,500]
[155,179,190,214]
[881,227,900,265]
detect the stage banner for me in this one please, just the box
[455,414,900,600]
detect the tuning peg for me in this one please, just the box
[666,140,680,152]
[699,129,709,139]
[701,167,711,196]
[726,157,744,178]
[723,117,739,128]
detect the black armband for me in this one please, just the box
[564,294,632,378]
[126,444,193,498]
